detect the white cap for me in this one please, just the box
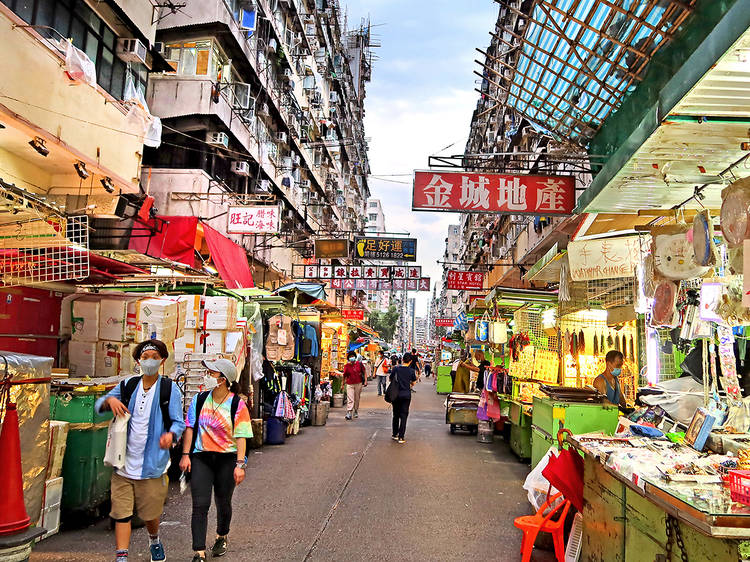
[202,358,238,383]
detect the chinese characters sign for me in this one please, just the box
[341,309,365,320]
[314,239,349,259]
[434,318,455,327]
[446,270,485,291]
[567,236,643,281]
[354,236,417,261]
[227,206,280,233]
[413,171,575,215]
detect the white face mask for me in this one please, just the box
[203,374,219,390]
[140,358,162,376]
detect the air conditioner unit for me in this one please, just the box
[329,91,339,104]
[299,179,311,188]
[206,132,229,148]
[231,161,251,176]
[117,38,147,64]
[283,68,294,81]
[277,131,288,144]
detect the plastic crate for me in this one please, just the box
[728,470,750,505]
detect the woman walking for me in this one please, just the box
[390,353,417,444]
[375,350,390,396]
[180,359,253,561]
[343,350,367,420]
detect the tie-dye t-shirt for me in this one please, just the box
[186,393,253,453]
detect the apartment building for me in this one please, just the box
[364,197,392,311]
[139,0,373,290]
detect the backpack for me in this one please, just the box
[189,391,242,455]
[120,376,175,433]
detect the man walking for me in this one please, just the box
[96,340,185,562]
[375,350,390,396]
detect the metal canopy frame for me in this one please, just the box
[496,0,695,145]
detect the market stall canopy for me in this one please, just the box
[525,243,566,284]
[129,215,254,288]
[225,288,288,308]
[577,3,750,212]
[273,282,327,306]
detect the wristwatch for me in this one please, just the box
[236,460,247,469]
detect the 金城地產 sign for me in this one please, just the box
[226,206,280,233]
[354,236,417,261]
[434,318,454,327]
[412,171,575,215]
[446,270,485,291]
[341,309,365,320]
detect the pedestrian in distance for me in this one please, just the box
[343,350,367,420]
[180,358,252,562]
[409,347,422,392]
[390,353,417,443]
[375,349,390,396]
[96,339,186,562]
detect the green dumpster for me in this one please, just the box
[50,391,112,515]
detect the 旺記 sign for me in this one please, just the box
[412,171,575,215]
[341,309,365,320]
[446,270,485,291]
[434,318,454,327]
[354,236,417,261]
[227,206,280,233]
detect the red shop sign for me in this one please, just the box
[341,309,365,320]
[446,270,485,291]
[412,171,575,215]
[434,318,454,327]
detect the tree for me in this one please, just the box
[367,305,399,343]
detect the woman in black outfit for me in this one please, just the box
[390,353,417,444]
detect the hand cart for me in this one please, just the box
[446,392,480,435]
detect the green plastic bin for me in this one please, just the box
[50,392,113,514]
[436,366,453,394]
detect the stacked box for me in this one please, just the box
[135,297,185,342]
[198,330,225,354]
[68,340,96,377]
[96,340,133,377]
[98,297,138,341]
[177,295,201,329]
[202,296,237,330]
[46,421,69,480]
[174,329,198,362]
[71,298,100,341]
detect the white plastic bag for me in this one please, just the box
[522,446,560,511]
[123,73,162,147]
[104,413,130,469]
[61,39,97,87]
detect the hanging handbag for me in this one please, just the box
[491,319,508,344]
[476,312,489,342]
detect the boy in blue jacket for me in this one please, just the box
[96,339,185,562]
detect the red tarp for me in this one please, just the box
[202,223,254,289]
[129,216,198,267]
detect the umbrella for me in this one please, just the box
[541,428,584,512]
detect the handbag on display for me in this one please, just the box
[476,312,489,342]
[491,319,507,344]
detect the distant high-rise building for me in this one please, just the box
[365,199,386,233]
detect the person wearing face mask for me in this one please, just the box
[180,359,252,562]
[95,339,186,562]
[343,350,367,420]
[593,350,628,409]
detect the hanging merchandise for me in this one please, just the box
[578,330,585,354]
[607,332,614,349]
[716,326,742,400]
[651,225,711,280]
[692,210,717,267]
[509,332,530,362]
[629,335,635,362]
[267,314,295,361]
[476,312,490,342]
[615,334,620,352]
[559,254,571,302]
[720,176,750,248]
[651,281,679,327]
[593,333,599,356]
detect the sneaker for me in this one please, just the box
[149,541,166,562]
[211,537,228,558]
[345,413,352,420]
[392,436,398,441]
[191,555,205,562]
[353,411,359,419]
[398,439,406,444]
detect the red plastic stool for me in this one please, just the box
[513,491,571,562]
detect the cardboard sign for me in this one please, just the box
[567,236,643,281]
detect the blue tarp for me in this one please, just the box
[273,282,327,304]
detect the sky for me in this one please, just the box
[343,0,498,317]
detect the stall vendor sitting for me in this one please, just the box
[593,350,628,410]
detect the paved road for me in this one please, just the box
[34,378,554,561]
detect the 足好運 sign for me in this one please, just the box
[354,236,417,261]
[413,171,575,215]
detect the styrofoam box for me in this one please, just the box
[202,297,237,330]
[96,341,132,378]
[136,298,179,322]
[174,329,197,363]
[36,502,61,540]
[176,295,201,329]
[47,421,69,480]
[136,318,184,342]
[71,298,100,341]
[43,477,64,508]
[99,297,138,341]
[68,340,96,377]
[197,330,224,354]
[225,331,244,359]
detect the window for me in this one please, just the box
[369,201,377,208]
[369,213,377,221]
[1,0,146,99]
[164,39,232,82]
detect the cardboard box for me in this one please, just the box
[202,296,237,330]
[177,295,201,329]
[71,298,99,341]
[36,502,61,540]
[196,330,225,354]
[46,421,69,480]
[96,340,133,377]
[174,329,197,362]
[225,331,245,360]
[136,298,185,341]
[99,297,138,341]
[68,340,96,377]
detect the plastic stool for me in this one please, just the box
[513,491,571,562]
